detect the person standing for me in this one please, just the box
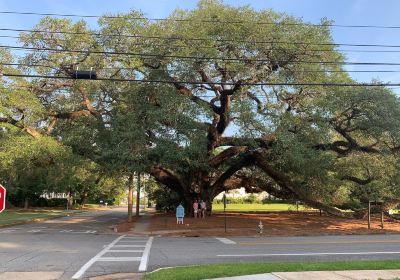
[193,200,199,218]
[200,200,206,218]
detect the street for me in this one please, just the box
[1,207,400,279]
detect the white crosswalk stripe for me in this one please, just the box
[72,235,154,279]
[215,237,237,244]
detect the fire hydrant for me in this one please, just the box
[258,221,264,234]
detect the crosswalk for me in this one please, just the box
[72,235,154,279]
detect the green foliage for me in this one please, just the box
[1,1,400,212]
[146,180,181,211]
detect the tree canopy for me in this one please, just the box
[1,0,400,216]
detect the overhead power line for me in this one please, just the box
[3,45,400,66]
[2,27,400,48]
[2,62,400,74]
[2,72,399,87]
[3,34,400,54]
[1,10,400,30]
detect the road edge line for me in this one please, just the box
[138,237,154,272]
[71,235,125,279]
[217,251,400,257]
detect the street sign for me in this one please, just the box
[223,193,227,209]
[0,184,6,213]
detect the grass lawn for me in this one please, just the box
[212,203,307,212]
[0,209,75,226]
[144,260,400,280]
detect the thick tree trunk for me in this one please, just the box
[79,192,87,210]
[254,153,350,218]
[181,174,215,217]
[24,197,29,209]
[183,192,196,217]
[200,191,213,216]
[127,174,134,222]
[136,172,141,217]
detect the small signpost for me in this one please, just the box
[0,184,6,213]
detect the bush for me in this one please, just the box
[244,194,261,204]
[262,197,293,204]
[148,187,181,212]
[213,199,222,204]
[36,197,49,207]
[46,198,68,207]
[226,197,244,204]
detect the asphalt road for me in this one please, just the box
[2,207,400,279]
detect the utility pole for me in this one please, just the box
[136,172,141,217]
[368,200,371,230]
[142,173,146,211]
[127,174,134,222]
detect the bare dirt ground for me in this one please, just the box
[145,211,400,237]
[115,218,138,232]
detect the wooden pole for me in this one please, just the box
[381,211,384,229]
[136,172,141,217]
[142,174,146,211]
[368,200,371,230]
[127,174,134,222]
[223,193,227,233]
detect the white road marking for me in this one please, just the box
[217,251,400,257]
[0,230,16,233]
[83,230,97,234]
[117,240,147,243]
[114,244,146,247]
[98,257,141,261]
[73,235,153,278]
[215,237,236,245]
[138,237,154,272]
[107,250,144,253]
[27,229,41,233]
[60,230,73,233]
[121,236,145,239]
[71,235,125,279]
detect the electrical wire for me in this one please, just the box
[1,10,400,30]
[2,62,400,74]
[3,34,400,54]
[2,27,400,48]
[3,45,400,66]
[2,72,399,87]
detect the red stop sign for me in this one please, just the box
[0,185,6,213]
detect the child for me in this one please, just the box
[193,200,199,218]
[200,200,206,218]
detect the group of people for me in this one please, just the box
[193,200,206,218]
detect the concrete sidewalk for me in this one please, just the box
[209,270,400,280]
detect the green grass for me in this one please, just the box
[212,203,307,212]
[0,209,75,226]
[144,260,400,280]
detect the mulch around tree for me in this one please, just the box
[145,211,400,237]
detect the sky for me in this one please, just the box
[1,0,400,88]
